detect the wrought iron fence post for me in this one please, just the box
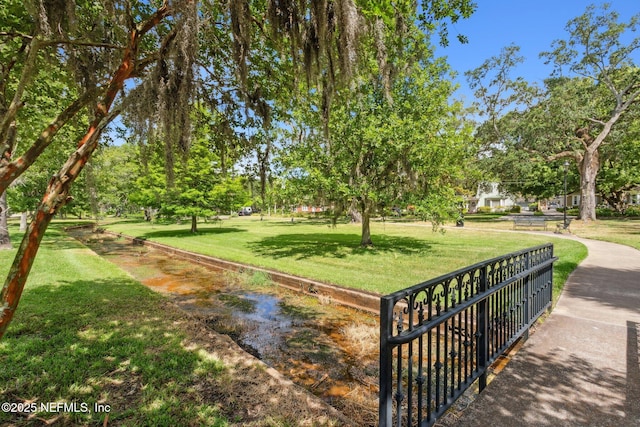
[523,252,530,340]
[548,246,555,314]
[477,266,488,391]
[379,296,395,426]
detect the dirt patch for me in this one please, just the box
[71,229,381,426]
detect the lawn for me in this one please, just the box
[0,216,590,426]
[101,215,587,298]
[0,225,342,426]
[458,213,640,251]
[568,218,640,250]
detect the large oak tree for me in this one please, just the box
[468,4,640,221]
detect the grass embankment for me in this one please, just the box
[0,225,342,426]
[103,216,587,300]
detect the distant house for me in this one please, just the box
[466,183,516,213]
[292,205,325,214]
[555,187,640,208]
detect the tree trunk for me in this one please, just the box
[19,212,27,232]
[579,149,600,221]
[0,110,118,339]
[257,141,271,212]
[602,190,628,214]
[85,162,100,218]
[0,192,10,249]
[348,199,362,223]
[360,198,373,247]
[191,214,197,233]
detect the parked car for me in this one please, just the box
[238,207,252,216]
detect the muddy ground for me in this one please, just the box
[71,229,381,426]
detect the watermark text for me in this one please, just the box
[1,401,110,414]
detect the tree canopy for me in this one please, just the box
[467,4,640,220]
[0,0,477,338]
[282,37,469,245]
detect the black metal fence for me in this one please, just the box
[379,244,557,426]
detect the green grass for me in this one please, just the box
[0,216,593,425]
[1,224,344,426]
[461,213,640,250]
[102,216,587,298]
[0,225,231,426]
[568,218,640,250]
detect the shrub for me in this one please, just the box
[528,203,538,212]
[533,210,544,216]
[477,206,492,213]
[625,206,640,217]
[510,205,521,213]
[595,207,616,217]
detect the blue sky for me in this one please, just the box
[435,1,640,105]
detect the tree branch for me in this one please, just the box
[586,117,606,126]
[547,150,579,162]
[0,87,101,194]
[0,37,40,146]
[0,32,125,49]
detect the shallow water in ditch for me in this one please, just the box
[71,229,380,425]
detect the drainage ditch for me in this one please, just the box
[69,228,381,425]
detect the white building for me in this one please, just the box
[467,183,516,213]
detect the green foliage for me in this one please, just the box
[626,206,640,217]
[129,147,167,214]
[163,135,219,229]
[87,144,139,216]
[510,205,521,213]
[595,206,640,217]
[128,124,224,227]
[210,177,251,215]
[7,105,88,215]
[280,22,470,244]
[412,190,460,229]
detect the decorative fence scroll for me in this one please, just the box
[379,244,557,426]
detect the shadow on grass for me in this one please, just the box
[250,232,433,260]
[130,227,246,240]
[462,214,512,223]
[257,217,351,227]
[1,278,342,426]
[0,279,227,426]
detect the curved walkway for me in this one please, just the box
[452,235,640,426]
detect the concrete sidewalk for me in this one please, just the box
[450,236,640,427]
